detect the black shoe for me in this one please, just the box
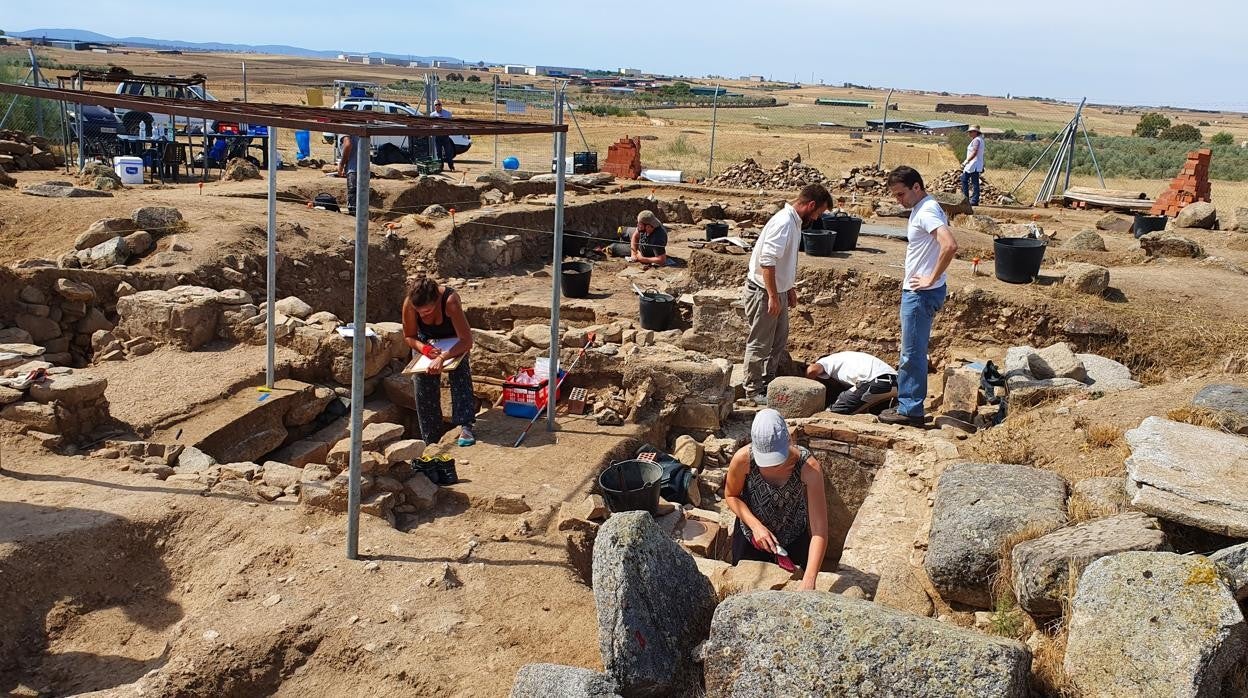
[879,408,925,427]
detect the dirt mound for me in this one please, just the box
[711,157,830,190]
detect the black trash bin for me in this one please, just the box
[560,261,593,298]
[598,459,663,514]
[803,229,836,256]
[994,237,1047,283]
[563,229,593,258]
[638,290,675,330]
[823,213,863,251]
[1132,214,1167,239]
[705,221,729,241]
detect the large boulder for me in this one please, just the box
[78,236,130,269]
[1209,542,1248,601]
[28,373,108,405]
[592,511,716,697]
[930,190,974,217]
[115,286,221,350]
[701,591,1030,697]
[1010,511,1169,616]
[1063,263,1109,295]
[132,206,183,233]
[1125,416,1248,536]
[765,376,826,419]
[1077,353,1142,393]
[1230,207,1248,234]
[1063,229,1107,251]
[1027,342,1087,382]
[1065,552,1245,697]
[1070,476,1131,518]
[1139,231,1204,258]
[1175,201,1219,229]
[275,296,313,319]
[76,217,136,250]
[1192,383,1248,434]
[509,664,621,698]
[925,463,1067,607]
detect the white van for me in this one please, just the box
[113,80,246,136]
[321,98,471,155]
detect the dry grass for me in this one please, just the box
[991,522,1062,611]
[1083,423,1123,449]
[975,412,1038,466]
[1067,494,1119,525]
[1031,622,1077,697]
[1167,405,1243,435]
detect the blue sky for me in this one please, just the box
[13,0,1247,110]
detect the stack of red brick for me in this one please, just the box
[1150,148,1212,217]
[601,136,642,180]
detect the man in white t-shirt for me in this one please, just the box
[879,166,958,426]
[741,184,832,404]
[804,351,898,414]
[961,125,985,205]
[430,100,456,171]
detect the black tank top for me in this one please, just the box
[416,287,457,341]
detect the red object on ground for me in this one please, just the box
[1150,148,1213,217]
[602,136,642,180]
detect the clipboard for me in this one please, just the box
[401,338,462,375]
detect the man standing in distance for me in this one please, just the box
[880,166,958,426]
[742,184,832,405]
[430,99,456,172]
[337,134,360,216]
[961,124,985,205]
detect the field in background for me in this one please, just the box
[5,45,1247,214]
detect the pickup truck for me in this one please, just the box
[320,97,471,156]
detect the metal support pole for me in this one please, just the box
[547,89,567,430]
[707,83,720,179]
[876,88,894,170]
[242,61,248,102]
[75,77,85,171]
[1007,128,1065,199]
[425,75,436,161]
[493,76,500,168]
[346,135,371,560]
[30,50,44,137]
[265,126,278,389]
[1062,99,1086,194]
[1081,119,1105,188]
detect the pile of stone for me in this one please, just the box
[710,157,830,190]
[834,164,890,195]
[0,129,62,174]
[61,208,185,270]
[4,278,114,367]
[931,168,1012,205]
[0,367,110,446]
[1003,342,1141,406]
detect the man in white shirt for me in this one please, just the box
[880,166,958,426]
[742,184,832,404]
[804,351,898,414]
[961,125,985,205]
[430,100,456,171]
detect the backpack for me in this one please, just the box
[313,193,339,212]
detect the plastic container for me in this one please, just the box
[562,229,593,258]
[503,368,566,419]
[598,459,664,514]
[502,156,520,171]
[638,290,675,330]
[705,221,729,241]
[822,213,863,251]
[113,156,144,185]
[561,261,593,298]
[994,237,1047,283]
[802,229,836,256]
[1133,214,1167,239]
[294,130,311,160]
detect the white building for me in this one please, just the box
[433,60,465,69]
[619,68,642,77]
[741,75,765,82]
[504,65,532,75]
[527,65,588,77]
[338,54,366,64]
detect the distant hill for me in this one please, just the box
[8,28,465,64]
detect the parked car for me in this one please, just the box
[320,97,471,156]
[62,103,123,158]
[113,79,246,136]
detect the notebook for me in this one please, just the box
[401,338,462,375]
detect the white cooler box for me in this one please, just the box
[113,156,144,185]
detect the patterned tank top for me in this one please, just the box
[737,447,811,549]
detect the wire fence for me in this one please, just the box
[2,47,1246,215]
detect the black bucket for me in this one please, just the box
[824,214,863,251]
[561,261,593,298]
[994,237,1047,284]
[638,290,675,330]
[705,221,729,241]
[563,229,593,258]
[1132,214,1167,239]
[598,459,663,514]
[803,229,836,256]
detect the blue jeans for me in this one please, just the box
[961,170,981,205]
[898,285,947,417]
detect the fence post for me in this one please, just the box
[708,83,720,179]
[876,88,894,170]
[242,61,248,102]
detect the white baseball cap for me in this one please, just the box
[751,409,791,467]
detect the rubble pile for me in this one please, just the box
[0,129,63,174]
[931,168,1013,205]
[710,157,830,190]
[835,164,890,196]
